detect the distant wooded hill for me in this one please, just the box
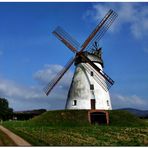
[13,109,47,120]
[117,108,148,118]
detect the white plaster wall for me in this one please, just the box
[65,56,112,110]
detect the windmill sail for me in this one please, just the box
[80,54,114,86]
[80,9,117,52]
[44,8,117,109]
[53,26,80,53]
[83,63,112,91]
[85,11,118,52]
[44,57,75,96]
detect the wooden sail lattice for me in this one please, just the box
[44,9,117,96]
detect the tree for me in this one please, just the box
[0,98,13,121]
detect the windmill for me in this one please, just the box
[44,9,117,110]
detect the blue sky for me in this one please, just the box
[0,2,148,111]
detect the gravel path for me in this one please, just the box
[0,125,31,146]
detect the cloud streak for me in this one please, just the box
[111,93,148,110]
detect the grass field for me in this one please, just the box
[2,110,148,146]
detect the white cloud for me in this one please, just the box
[111,93,148,110]
[34,64,63,85]
[0,64,73,111]
[0,78,41,99]
[0,77,47,110]
[85,3,148,39]
[34,64,73,89]
[0,76,68,111]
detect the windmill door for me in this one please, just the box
[91,99,96,109]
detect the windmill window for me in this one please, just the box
[107,100,109,106]
[90,71,94,76]
[73,100,77,106]
[90,84,94,90]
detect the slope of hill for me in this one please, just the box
[30,110,90,126]
[30,109,146,127]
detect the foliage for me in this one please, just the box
[0,98,13,121]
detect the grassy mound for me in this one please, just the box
[109,110,146,126]
[29,109,146,127]
[30,110,89,126]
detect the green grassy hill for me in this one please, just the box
[30,109,146,127]
[109,110,146,126]
[2,110,148,146]
[30,110,89,126]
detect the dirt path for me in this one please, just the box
[0,139,4,146]
[0,125,31,146]
[0,128,16,146]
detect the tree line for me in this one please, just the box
[0,98,13,121]
[0,98,47,121]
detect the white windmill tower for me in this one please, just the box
[44,9,117,111]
